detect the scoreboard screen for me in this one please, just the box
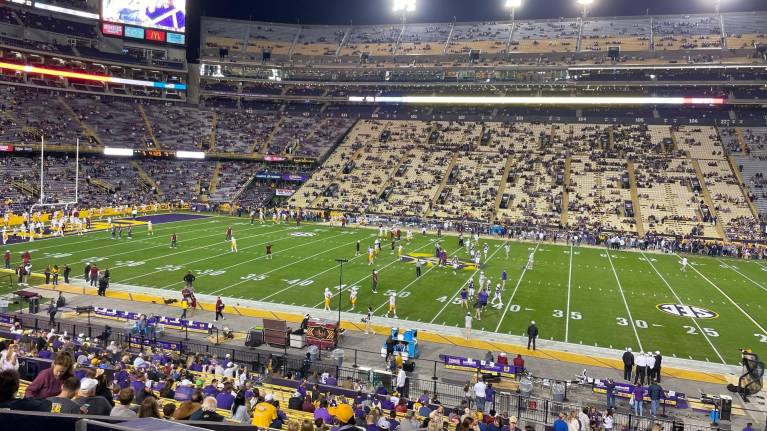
[101,0,186,33]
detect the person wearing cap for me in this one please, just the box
[622,348,634,381]
[645,352,655,383]
[526,321,538,350]
[330,403,365,431]
[633,352,647,386]
[252,394,278,427]
[75,377,112,416]
[652,351,662,383]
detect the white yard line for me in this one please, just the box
[115,226,298,283]
[259,236,373,301]
[494,242,541,332]
[69,220,268,267]
[429,244,503,324]
[310,240,436,308]
[681,254,767,336]
[641,251,727,364]
[11,216,216,252]
[605,249,644,351]
[565,244,573,342]
[716,259,767,293]
[372,245,464,314]
[209,233,367,295]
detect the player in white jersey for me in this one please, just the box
[406,229,413,242]
[452,257,460,275]
[491,283,503,307]
[349,286,358,310]
[230,236,238,253]
[478,271,486,289]
[526,252,534,270]
[324,288,332,311]
[467,278,475,301]
[386,292,398,318]
[378,226,384,237]
[483,243,489,259]
[147,220,153,235]
[474,253,481,268]
[504,242,510,258]
[1,228,7,245]
[680,257,688,272]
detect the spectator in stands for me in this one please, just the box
[191,396,225,422]
[496,353,508,366]
[25,351,74,399]
[215,381,235,410]
[111,388,137,417]
[163,403,176,419]
[253,393,279,427]
[301,393,315,413]
[0,341,19,371]
[75,377,112,416]
[231,389,252,424]
[512,354,524,374]
[47,376,82,414]
[553,412,568,431]
[172,389,203,420]
[0,369,51,412]
[138,396,161,418]
[330,403,365,431]
[288,390,303,410]
[315,398,333,423]
[397,410,420,431]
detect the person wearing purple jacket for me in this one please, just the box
[215,382,235,410]
[314,399,333,424]
[632,385,645,416]
[25,351,74,399]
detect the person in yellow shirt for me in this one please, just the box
[251,395,278,428]
[349,287,358,310]
[324,288,332,311]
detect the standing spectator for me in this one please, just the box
[395,366,407,398]
[578,408,590,431]
[0,370,52,411]
[215,297,225,321]
[652,351,663,382]
[512,354,525,374]
[473,378,487,412]
[603,410,614,431]
[648,381,664,417]
[622,348,634,381]
[184,271,195,288]
[632,384,645,416]
[3,250,10,270]
[47,376,82,414]
[526,321,538,350]
[634,353,646,386]
[111,388,137,417]
[465,312,472,338]
[26,351,74,399]
[89,264,99,287]
[604,378,616,409]
[553,412,569,431]
[63,264,71,284]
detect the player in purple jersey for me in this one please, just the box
[460,287,469,309]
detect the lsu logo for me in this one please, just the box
[290,232,317,237]
[656,303,718,319]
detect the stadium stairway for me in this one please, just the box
[560,156,572,227]
[726,155,761,219]
[625,161,645,237]
[130,160,163,199]
[137,105,161,150]
[690,160,727,239]
[428,153,458,216]
[57,97,103,146]
[257,117,286,154]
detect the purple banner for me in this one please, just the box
[441,354,519,377]
[94,307,211,333]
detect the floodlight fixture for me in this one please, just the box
[392,0,416,13]
[577,0,594,18]
[505,0,522,21]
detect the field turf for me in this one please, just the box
[3,213,766,365]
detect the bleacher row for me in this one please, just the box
[0,87,353,157]
[201,11,767,60]
[290,120,766,242]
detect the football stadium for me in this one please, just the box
[0,0,766,430]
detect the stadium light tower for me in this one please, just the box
[393,0,416,23]
[505,0,522,23]
[576,0,594,18]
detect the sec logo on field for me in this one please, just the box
[656,303,718,319]
[290,232,317,237]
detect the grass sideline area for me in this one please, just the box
[2,213,766,365]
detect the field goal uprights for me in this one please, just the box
[27,137,81,221]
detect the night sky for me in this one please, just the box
[187,0,767,60]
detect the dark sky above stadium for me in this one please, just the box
[187,0,767,60]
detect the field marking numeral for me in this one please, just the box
[82,256,108,263]
[286,278,314,286]
[114,260,145,267]
[43,252,72,259]
[684,326,719,337]
[198,269,226,277]
[155,264,183,272]
[384,290,410,298]
[553,309,581,319]
[754,333,767,343]
[241,273,267,281]
[617,317,648,328]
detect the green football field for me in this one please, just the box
[3,213,766,365]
